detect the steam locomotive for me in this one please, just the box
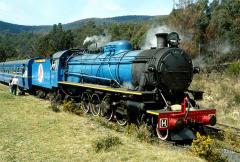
[0,32,216,140]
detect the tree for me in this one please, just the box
[0,45,6,62]
[36,23,74,57]
[205,0,240,62]
[169,0,214,58]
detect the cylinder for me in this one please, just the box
[126,100,145,111]
[155,33,168,48]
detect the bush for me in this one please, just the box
[92,135,122,152]
[191,132,227,162]
[94,117,122,132]
[62,100,82,115]
[125,124,138,137]
[233,92,240,105]
[136,125,152,142]
[225,61,240,77]
[48,102,61,112]
[125,124,152,143]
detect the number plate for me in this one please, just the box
[159,118,168,128]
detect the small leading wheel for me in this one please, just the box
[156,124,170,141]
[80,92,90,114]
[90,94,101,116]
[100,95,114,121]
[115,113,128,126]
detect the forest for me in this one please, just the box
[0,0,239,64]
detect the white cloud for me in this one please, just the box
[0,0,173,25]
[0,1,25,24]
[66,0,123,22]
[0,1,8,12]
[105,3,122,12]
[0,1,11,18]
[85,0,123,13]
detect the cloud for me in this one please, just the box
[0,0,173,25]
[85,0,122,13]
[105,3,122,12]
[0,1,9,12]
[67,0,123,22]
[0,1,26,24]
[0,1,11,18]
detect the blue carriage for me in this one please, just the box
[0,59,34,91]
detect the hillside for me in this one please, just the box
[0,84,203,162]
[0,21,51,33]
[0,15,165,33]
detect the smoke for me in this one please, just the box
[83,35,111,48]
[122,82,134,90]
[192,56,207,69]
[192,39,234,68]
[221,45,231,55]
[142,25,173,49]
[207,39,234,58]
[218,40,232,56]
[218,0,222,5]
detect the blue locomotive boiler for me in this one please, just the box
[66,40,139,89]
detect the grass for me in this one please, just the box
[125,124,152,143]
[92,135,122,152]
[93,117,123,132]
[190,73,240,128]
[0,84,204,162]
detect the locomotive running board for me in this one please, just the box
[58,81,148,95]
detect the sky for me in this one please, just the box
[0,0,174,25]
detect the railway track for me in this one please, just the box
[216,123,240,134]
[204,123,240,137]
[204,123,240,154]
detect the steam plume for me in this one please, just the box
[83,35,111,48]
[142,25,172,49]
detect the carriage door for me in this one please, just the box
[50,59,59,87]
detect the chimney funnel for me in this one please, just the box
[155,33,168,48]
